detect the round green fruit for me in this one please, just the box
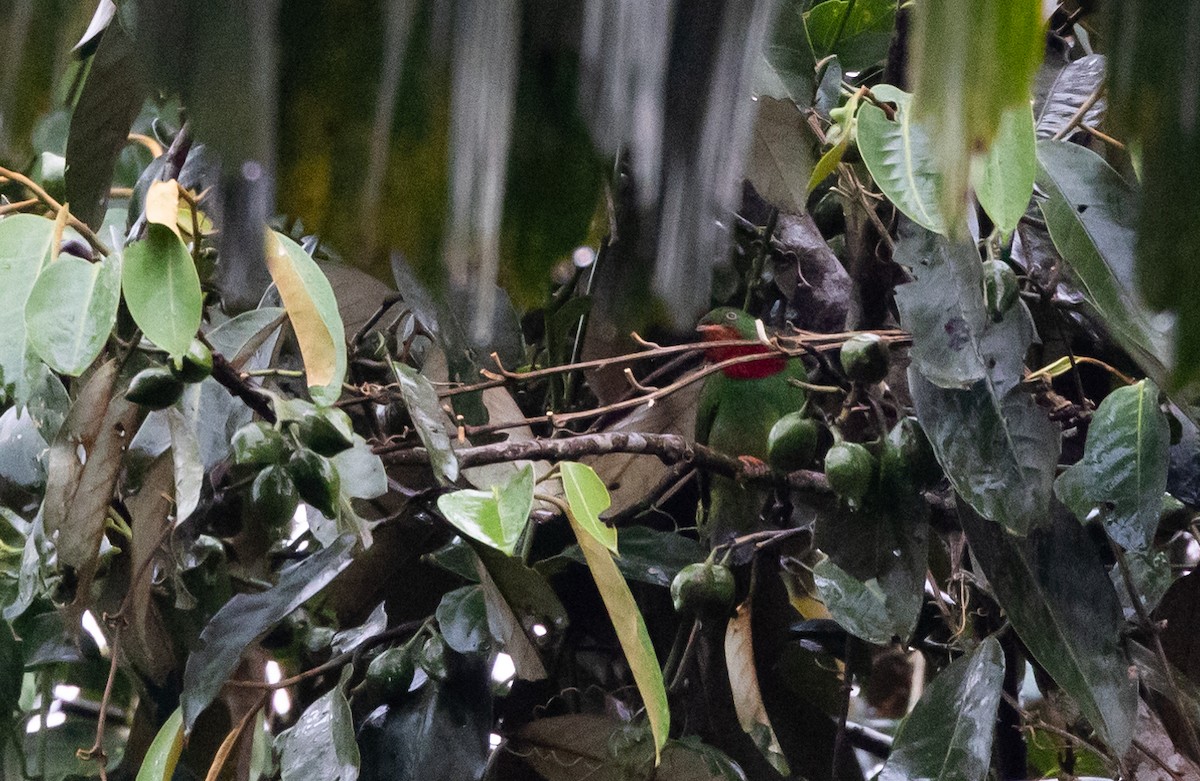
[295,407,355,456]
[286,449,341,518]
[885,417,941,488]
[232,422,289,466]
[670,562,736,616]
[126,367,185,410]
[366,646,416,697]
[419,637,449,681]
[767,412,820,471]
[246,466,300,528]
[982,260,1019,320]
[824,441,875,503]
[171,338,214,383]
[839,333,889,384]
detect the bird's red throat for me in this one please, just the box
[697,324,787,379]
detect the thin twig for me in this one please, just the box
[0,167,111,255]
[1051,84,1104,142]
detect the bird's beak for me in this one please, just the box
[696,324,724,340]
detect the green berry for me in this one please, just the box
[767,412,820,471]
[286,449,341,518]
[824,441,876,503]
[294,407,355,456]
[982,260,1019,320]
[839,333,889,384]
[246,466,300,528]
[126,367,185,410]
[232,422,289,466]
[670,562,736,616]
[171,338,214,383]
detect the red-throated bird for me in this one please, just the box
[694,307,808,548]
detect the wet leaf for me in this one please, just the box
[166,407,203,522]
[857,85,945,234]
[895,226,1033,395]
[207,307,288,370]
[911,372,1060,536]
[804,0,896,73]
[755,0,815,106]
[181,534,356,730]
[277,668,360,781]
[331,436,387,500]
[565,503,668,762]
[265,231,346,405]
[134,707,184,781]
[393,361,458,485]
[1034,53,1106,139]
[879,637,1005,781]
[561,461,617,555]
[436,464,532,555]
[1036,139,1174,391]
[0,214,55,405]
[542,525,707,589]
[473,551,549,681]
[25,251,122,376]
[1056,380,1170,551]
[122,224,202,358]
[435,585,492,655]
[960,502,1137,754]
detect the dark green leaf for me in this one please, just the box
[745,97,818,213]
[540,525,708,589]
[356,656,491,781]
[960,502,1137,754]
[25,252,122,376]
[879,637,1005,781]
[435,585,492,655]
[181,534,356,730]
[331,602,387,656]
[1115,549,1173,616]
[122,224,203,358]
[804,0,895,73]
[393,361,458,484]
[1056,380,1170,550]
[857,86,945,234]
[1033,53,1105,139]
[0,620,20,764]
[910,371,1060,535]
[755,0,815,105]
[277,669,360,781]
[0,214,55,405]
[65,13,148,230]
[895,227,1033,394]
[1036,139,1174,390]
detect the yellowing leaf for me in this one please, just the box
[146,180,182,239]
[560,461,617,555]
[264,232,346,405]
[566,507,669,762]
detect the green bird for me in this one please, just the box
[694,307,808,548]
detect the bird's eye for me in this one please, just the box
[725,311,737,321]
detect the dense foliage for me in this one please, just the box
[1,1,1199,780]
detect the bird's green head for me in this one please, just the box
[696,307,759,341]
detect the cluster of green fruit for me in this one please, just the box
[764,332,937,506]
[230,405,356,526]
[125,338,214,409]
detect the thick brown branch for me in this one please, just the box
[377,431,832,492]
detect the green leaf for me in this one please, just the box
[393,361,459,485]
[1055,380,1170,551]
[745,97,817,213]
[181,535,356,731]
[64,13,148,230]
[895,227,1033,394]
[166,408,203,522]
[134,707,184,781]
[1036,140,1174,390]
[879,637,1005,781]
[331,435,387,500]
[436,464,533,555]
[121,224,203,358]
[1034,53,1106,140]
[277,668,360,781]
[265,232,347,405]
[25,251,122,376]
[960,503,1137,754]
[804,0,896,73]
[0,214,55,405]
[856,85,945,234]
[910,372,1060,535]
[435,585,493,655]
[541,526,708,589]
[560,462,618,555]
[971,103,1036,238]
[565,507,669,763]
[812,560,896,645]
[908,0,1044,230]
[754,0,815,105]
